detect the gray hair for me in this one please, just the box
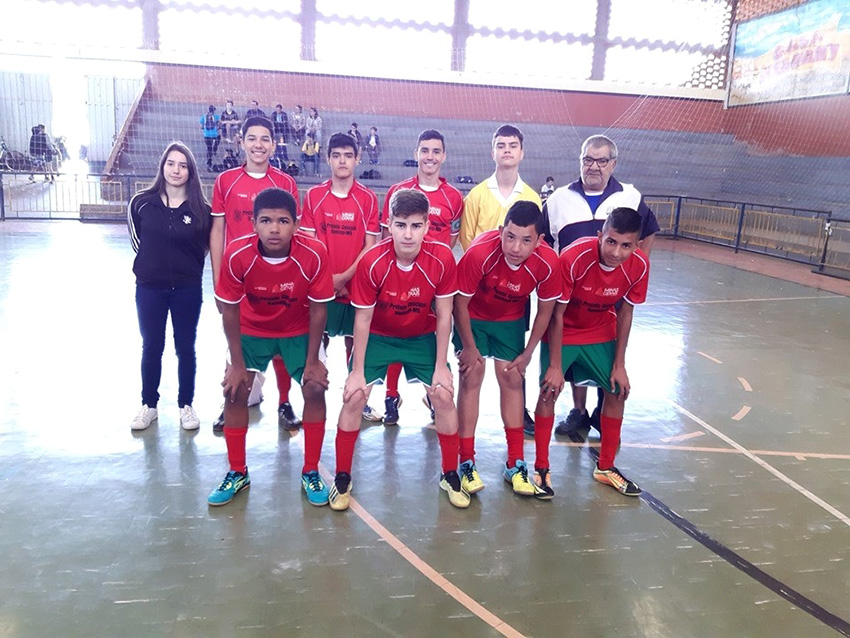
[581,135,618,159]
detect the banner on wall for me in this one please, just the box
[727,0,850,106]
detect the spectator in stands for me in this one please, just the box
[540,176,555,201]
[366,126,381,165]
[128,141,212,432]
[28,124,56,182]
[307,107,323,148]
[271,104,290,161]
[220,100,240,143]
[200,105,221,170]
[543,134,660,439]
[245,100,265,119]
[292,104,306,147]
[348,123,363,150]
[301,131,321,177]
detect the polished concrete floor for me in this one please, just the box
[1,221,849,638]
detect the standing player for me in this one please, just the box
[543,134,660,437]
[370,129,464,425]
[299,133,380,373]
[459,124,541,251]
[209,116,302,432]
[532,207,650,498]
[328,189,468,511]
[453,201,560,497]
[208,188,334,506]
[459,123,542,432]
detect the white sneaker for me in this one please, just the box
[131,405,158,430]
[179,405,200,430]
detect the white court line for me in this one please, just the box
[732,405,751,421]
[738,377,753,392]
[646,295,841,306]
[668,400,850,528]
[697,351,723,364]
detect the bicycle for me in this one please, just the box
[0,137,29,172]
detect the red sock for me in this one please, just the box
[385,362,402,398]
[505,426,525,467]
[224,427,248,473]
[335,429,360,474]
[534,413,555,470]
[301,421,325,473]
[598,414,623,470]
[437,433,460,474]
[272,357,291,403]
[459,436,476,464]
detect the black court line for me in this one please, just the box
[578,445,850,636]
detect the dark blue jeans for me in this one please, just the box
[136,284,203,408]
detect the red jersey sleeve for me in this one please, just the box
[349,249,380,308]
[380,184,397,228]
[365,190,381,235]
[305,238,336,302]
[535,244,562,301]
[299,189,317,231]
[214,242,249,303]
[456,244,485,297]
[211,174,226,217]
[624,249,650,305]
[435,246,458,298]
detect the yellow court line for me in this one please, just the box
[290,444,528,638]
[731,405,751,421]
[668,400,850,528]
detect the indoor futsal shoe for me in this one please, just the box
[459,459,485,494]
[593,465,641,496]
[361,405,383,422]
[328,472,352,511]
[383,395,402,425]
[503,459,536,496]
[208,469,250,506]
[533,468,555,500]
[301,470,330,506]
[278,401,302,430]
[439,470,470,508]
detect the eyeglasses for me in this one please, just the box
[581,156,613,167]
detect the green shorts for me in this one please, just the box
[358,333,447,386]
[326,301,355,338]
[539,340,617,393]
[240,334,309,384]
[452,317,525,361]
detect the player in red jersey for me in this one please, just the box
[371,129,464,425]
[533,207,650,498]
[299,132,380,400]
[328,189,469,510]
[208,188,334,507]
[209,116,302,432]
[453,201,560,498]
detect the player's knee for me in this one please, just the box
[429,386,455,412]
[301,379,326,402]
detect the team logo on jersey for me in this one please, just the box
[339,212,355,222]
[400,286,420,302]
[498,278,521,293]
[183,215,192,225]
[273,282,295,293]
[428,206,441,217]
[601,287,620,296]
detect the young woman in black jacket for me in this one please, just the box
[128,141,211,431]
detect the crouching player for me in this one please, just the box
[533,207,649,497]
[208,188,335,506]
[329,189,468,510]
[453,201,560,497]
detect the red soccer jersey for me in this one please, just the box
[215,233,334,338]
[299,180,380,280]
[458,230,561,321]
[557,236,649,345]
[211,166,299,245]
[350,238,458,338]
[380,176,464,245]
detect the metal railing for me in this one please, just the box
[2,173,847,281]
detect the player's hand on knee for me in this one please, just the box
[457,347,483,377]
[430,367,455,398]
[222,363,250,402]
[303,360,329,390]
[540,366,565,402]
[343,372,367,403]
[503,351,531,378]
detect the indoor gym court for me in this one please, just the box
[0,220,848,637]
